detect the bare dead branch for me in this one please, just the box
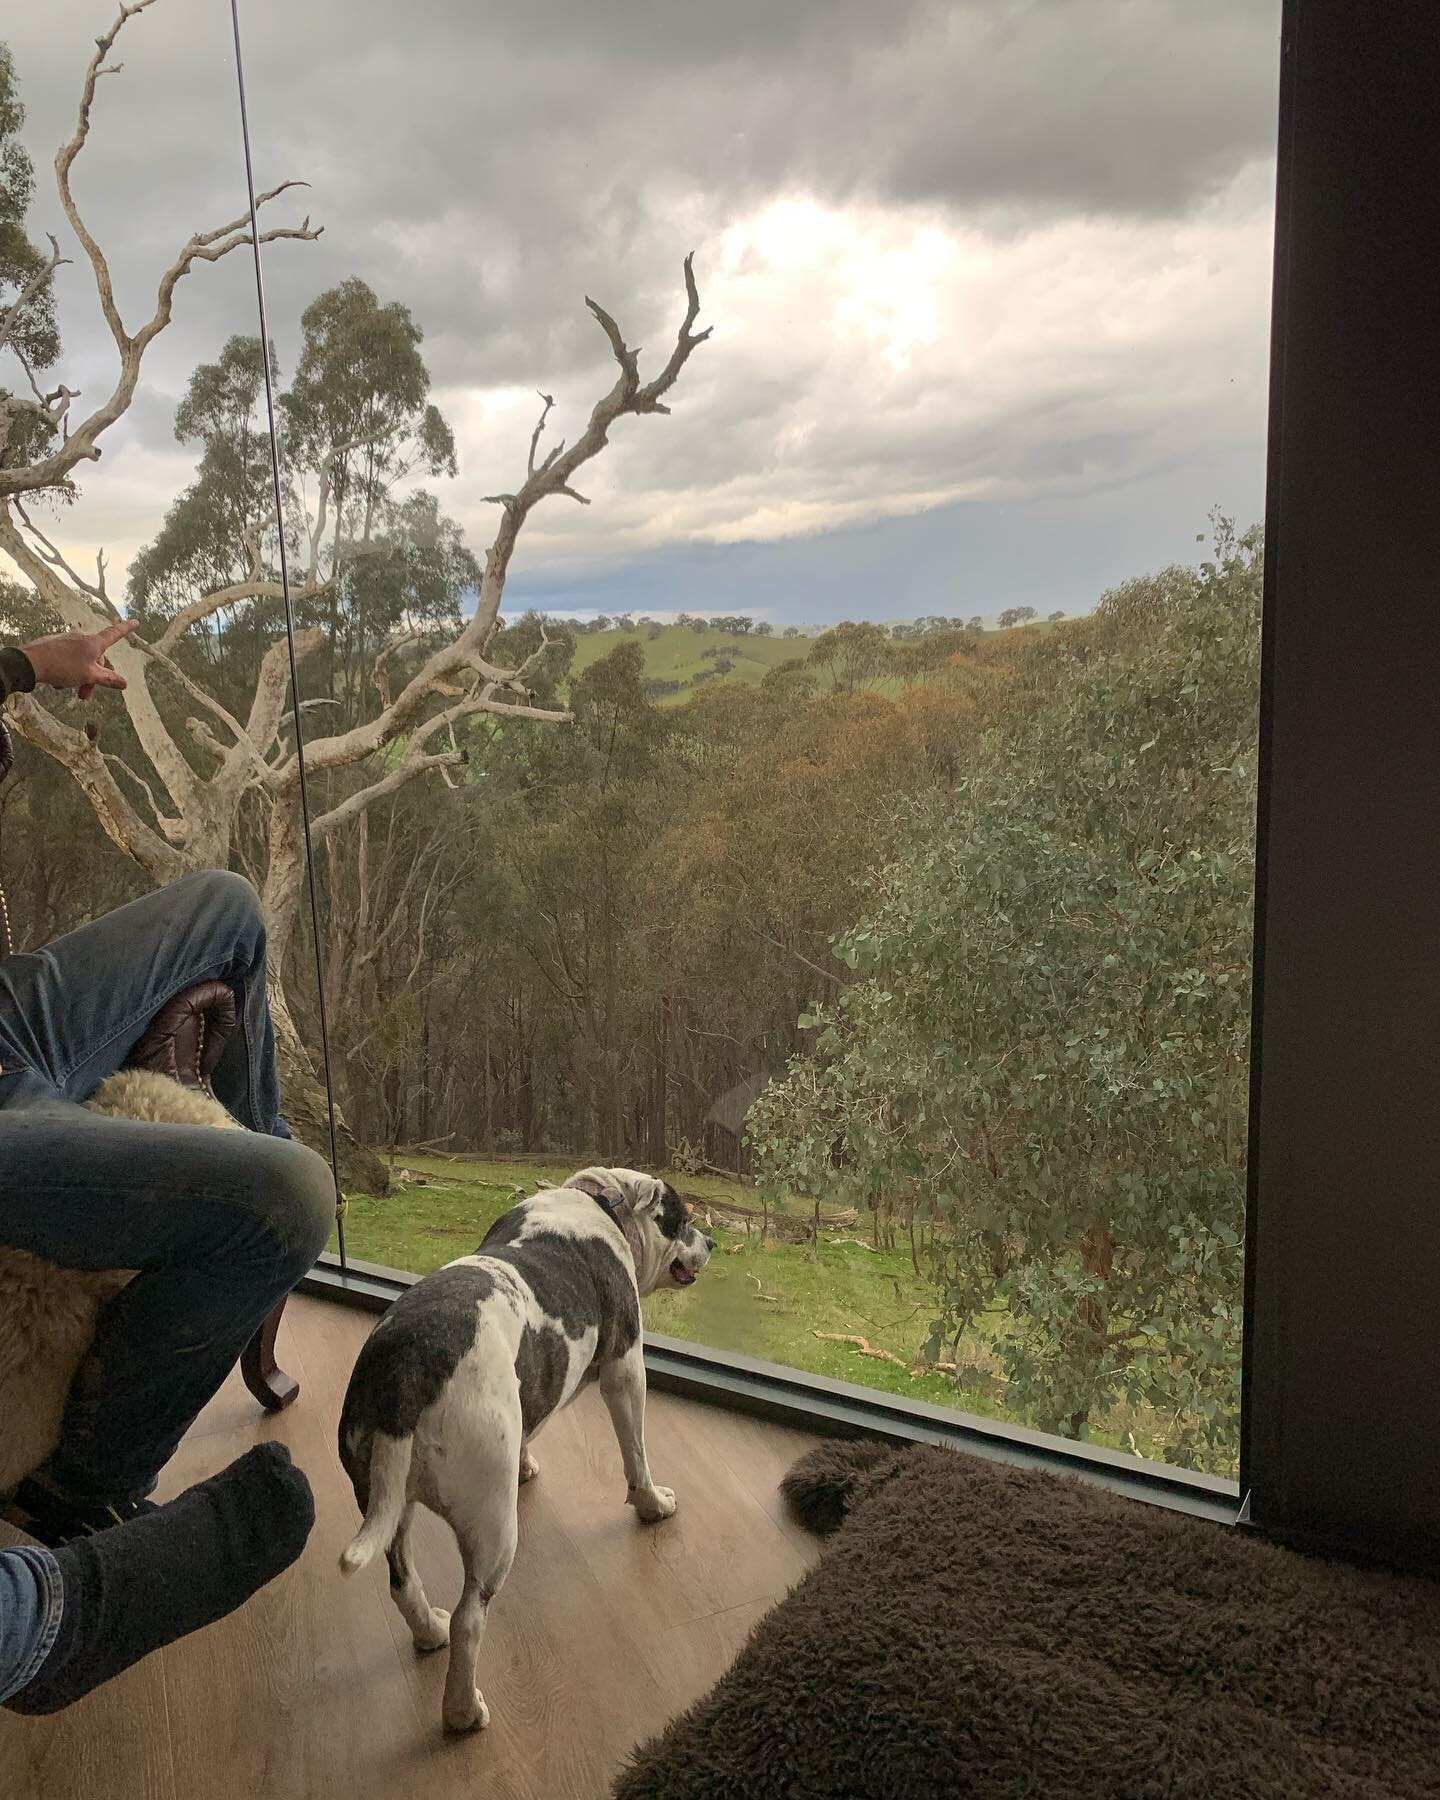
[5,689,187,882]
[634,251,713,415]
[0,1,320,501]
[185,718,228,761]
[13,346,53,410]
[244,627,324,759]
[0,502,215,817]
[55,2,168,358]
[372,631,420,708]
[129,633,268,780]
[812,1332,912,1372]
[153,571,330,656]
[469,693,572,725]
[584,298,640,392]
[0,342,85,462]
[6,247,702,984]
[102,749,169,825]
[0,235,70,362]
[528,392,555,477]
[301,258,707,776]
[309,749,468,840]
[13,502,120,620]
[508,622,560,686]
[277,697,343,734]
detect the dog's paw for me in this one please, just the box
[442,1689,490,1734]
[413,1608,450,1653]
[629,1483,678,1522]
[518,1448,540,1484]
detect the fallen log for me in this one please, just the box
[812,1331,910,1371]
[813,1331,959,1381]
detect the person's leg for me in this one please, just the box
[0,1102,332,1508]
[0,869,289,1135]
[0,1545,62,1706]
[3,1443,314,1714]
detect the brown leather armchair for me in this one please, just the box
[123,979,300,1412]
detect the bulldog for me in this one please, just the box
[338,1165,712,1733]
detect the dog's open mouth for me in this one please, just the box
[670,1260,697,1286]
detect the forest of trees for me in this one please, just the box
[2,20,1259,1472]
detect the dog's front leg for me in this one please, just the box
[599,1348,676,1521]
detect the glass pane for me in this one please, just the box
[233,1,1277,1479]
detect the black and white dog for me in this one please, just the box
[337,1165,713,1733]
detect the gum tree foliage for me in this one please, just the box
[0,43,62,471]
[750,522,1262,1471]
[807,620,892,692]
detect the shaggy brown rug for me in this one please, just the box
[615,1441,1440,1800]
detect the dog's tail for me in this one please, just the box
[339,1431,412,1575]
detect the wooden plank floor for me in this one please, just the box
[1,1295,822,1800]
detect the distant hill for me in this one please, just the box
[553,617,1066,704]
[567,624,808,697]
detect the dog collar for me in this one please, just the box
[568,1174,625,1231]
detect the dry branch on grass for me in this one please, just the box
[813,1331,912,1371]
[813,1331,958,1380]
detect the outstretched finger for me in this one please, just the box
[95,618,140,652]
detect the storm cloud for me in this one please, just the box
[4,0,1280,614]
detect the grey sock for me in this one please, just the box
[5,1443,313,1715]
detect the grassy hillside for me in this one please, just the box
[559,617,1066,705]
[568,623,807,693]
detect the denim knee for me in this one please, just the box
[172,868,264,938]
[247,1138,335,1277]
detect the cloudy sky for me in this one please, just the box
[5,0,1281,625]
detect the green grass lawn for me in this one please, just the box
[328,1151,1197,1466]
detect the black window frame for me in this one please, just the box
[1239,0,1440,1573]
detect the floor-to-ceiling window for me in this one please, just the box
[3,0,1281,1489]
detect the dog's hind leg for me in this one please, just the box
[439,1494,518,1733]
[519,1414,552,1484]
[385,1503,450,1653]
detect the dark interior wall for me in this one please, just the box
[1243,0,1440,1566]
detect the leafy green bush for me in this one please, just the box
[750,522,1262,1472]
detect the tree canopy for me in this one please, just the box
[750,523,1262,1470]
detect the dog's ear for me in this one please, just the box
[625,1177,665,1217]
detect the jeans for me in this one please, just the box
[0,1547,60,1706]
[0,878,331,1706]
[0,871,334,1702]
